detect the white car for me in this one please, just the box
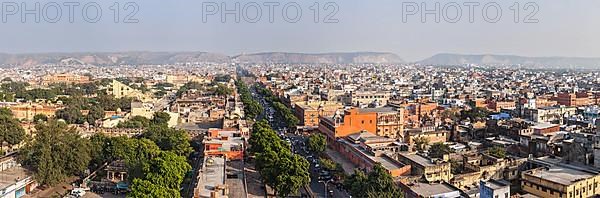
[69,188,86,198]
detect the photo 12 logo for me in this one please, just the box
[1,1,140,23]
[202,1,339,23]
[402,1,539,23]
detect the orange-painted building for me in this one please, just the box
[203,128,244,160]
[319,107,405,140]
[471,98,487,108]
[318,108,378,145]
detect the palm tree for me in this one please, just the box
[413,136,430,152]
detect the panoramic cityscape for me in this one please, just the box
[1,0,600,198]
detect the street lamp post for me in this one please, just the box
[319,179,332,198]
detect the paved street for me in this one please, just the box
[252,85,350,198]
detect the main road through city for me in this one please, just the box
[251,86,350,198]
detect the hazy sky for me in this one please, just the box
[2,0,600,61]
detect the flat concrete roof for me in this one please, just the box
[374,156,404,170]
[400,153,437,167]
[482,179,510,190]
[531,122,558,129]
[409,182,460,197]
[196,156,225,198]
[338,138,405,171]
[0,166,32,191]
[526,167,594,186]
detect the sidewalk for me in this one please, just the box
[244,161,266,198]
[325,148,357,175]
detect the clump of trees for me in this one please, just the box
[344,164,403,198]
[428,142,451,158]
[0,81,101,102]
[153,82,174,98]
[307,133,327,155]
[117,112,171,129]
[462,107,491,121]
[19,121,91,185]
[212,84,233,96]
[318,158,345,179]
[235,80,263,119]
[142,124,193,157]
[272,101,299,128]
[117,116,151,128]
[413,136,429,152]
[176,82,205,97]
[487,146,506,159]
[0,108,25,153]
[256,86,299,128]
[249,120,310,197]
[56,93,133,125]
[19,118,193,197]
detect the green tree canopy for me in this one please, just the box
[151,112,171,126]
[18,121,91,185]
[33,114,48,122]
[143,151,192,189]
[344,164,403,198]
[318,158,337,171]
[143,125,192,157]
[413,136,430,152]
[213,84,233,96]
[117,116,151,128]
[487,146,506,159]
[0,107,13,116]
[428,142,451,158]
[128,178,180,198]
[235,80,263,119]
[249,119,310,197]
[307,133,327,154]
[55,107,84,124]
[0,112,26,150]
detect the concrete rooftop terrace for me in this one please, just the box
[196,156,226,198]
[0,166,32,191]
[408,182,461,197]
[525,166,595,186]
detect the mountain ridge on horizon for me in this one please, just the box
[0,51,598,69]
[418,53,600,69]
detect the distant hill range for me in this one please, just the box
[418,53,600,69]
[0,52,231,67]
[1,52,599,69]
[232,52,404,64]
[0,52,403,67]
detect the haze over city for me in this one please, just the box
[1,0,599,61]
